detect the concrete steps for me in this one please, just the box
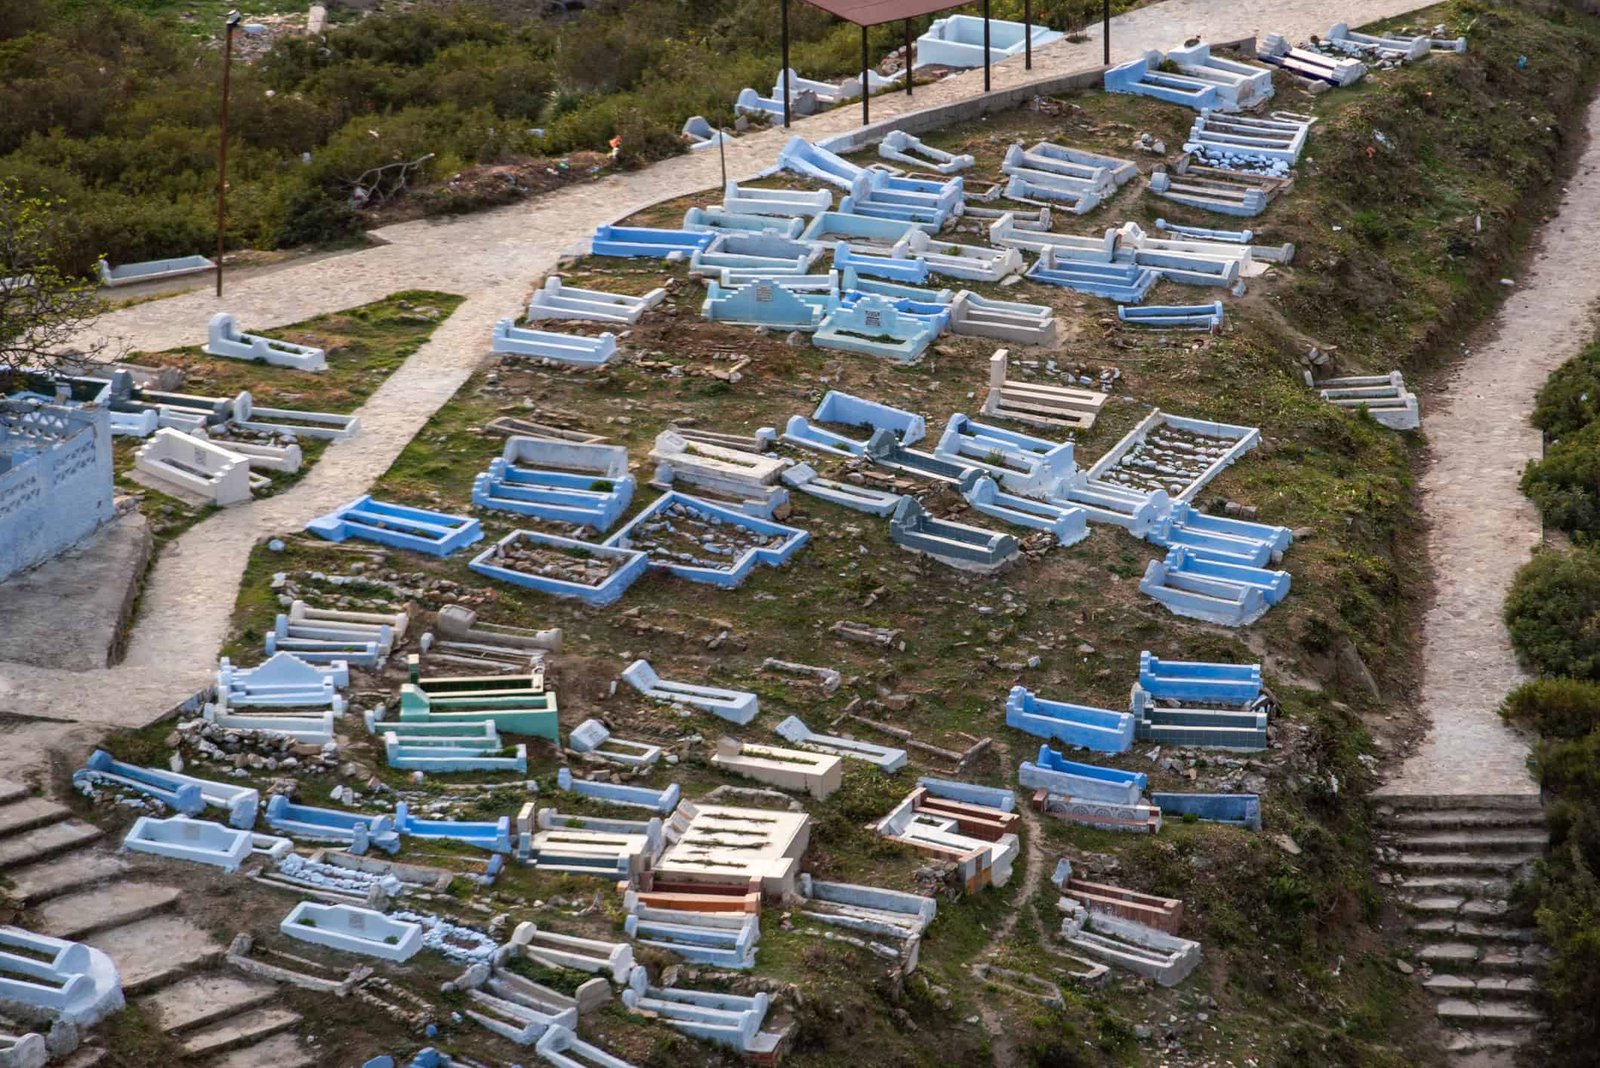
[180,1007,302,1059]
[1400,895,1508,919]
[204,1031,313,1068]
[1392,851,1541,874]
[1376,794,1544,812]
[1444,1028,1536,1054]
[83,915,225,995]
[1424,974,1538,998]
[1391,831,1548,854]
[0,797,74,837]
[34,882,183,940]
[1387,808,1546,831]
[0,819,103,871]
[140,973,280,1034]
[3,850,130,904]
[1410,918,1538,943]
[1415,938,1549,970]
[1377,792,1548,1050]
[1435,998,1543,1025]
[0,787,300,1068]
[1399,874,1512,897]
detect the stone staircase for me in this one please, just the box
[1376,794,1549,1061]
[0,782,312,1066]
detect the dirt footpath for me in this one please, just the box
[1383,94,1600,799]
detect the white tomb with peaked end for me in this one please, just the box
[205,313,327,371]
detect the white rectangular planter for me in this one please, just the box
[123,815,254,872]
[775,715,907,772]
[280,902,422,962]
[203,704,335,744]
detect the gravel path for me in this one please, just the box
[5,0,1433,747]
[1380,94,1600,800]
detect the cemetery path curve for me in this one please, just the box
[1379,92,1600,799]
[3,0,1438,768]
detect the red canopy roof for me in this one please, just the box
[799,0,969,27]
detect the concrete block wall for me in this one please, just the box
[0,401,115,582]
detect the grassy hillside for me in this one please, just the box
[82,3,1589,1066]
[65,0,1600,1064]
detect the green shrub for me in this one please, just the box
[1503,677,1600,738]
[0,0,873,263]
[1533,843,1600,1059]
[1522,420,1600,539]
[1533,338,1600,440]
[1505,548,1600,679]
[610,109,683,169]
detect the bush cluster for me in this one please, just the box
[1523,339,1600,540]
[1501,678,1600,1059]
[0,0,1120,271]
[1505,547,1600,679]
[1505,341,1600,1061]
[0,0,988,269]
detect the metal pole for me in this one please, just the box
[982,0,991,92]
[1103,0,1110,65]
[904,19,913,95]
[718,127,727,192]
[215,10,239,299]
[1023,0,1032,70]
[861,23,869,126]
[781,0,791,128]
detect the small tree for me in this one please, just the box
[0,181,104,389]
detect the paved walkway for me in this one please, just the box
[1379,93,1600,799]
[0,0,1433,772]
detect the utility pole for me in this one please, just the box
[982,0,991,92]
[861,23,870,126]
[1103,0,1111,65]
[1024,0,1032,70]
[904,19,913,95]
[215,9,240,299]
[781,0,792,128]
